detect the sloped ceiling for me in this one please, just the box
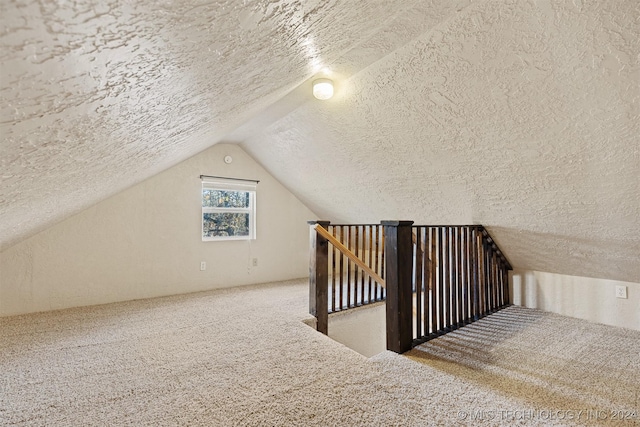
[1,0,431,249]
[1,1,639,283]
[239,0,640,283]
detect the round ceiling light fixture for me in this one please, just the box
[312,78,334,100]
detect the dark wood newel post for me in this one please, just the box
[308,220,331,334]
[382,220,414,353]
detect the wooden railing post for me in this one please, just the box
[308,220,330,334]
[382,220,414,353]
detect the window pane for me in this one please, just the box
[203,213,250,237]
[202,190,250,208]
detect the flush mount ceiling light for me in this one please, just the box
[312,78,334,100]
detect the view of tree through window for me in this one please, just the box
[202,189,249,209]
[203,213,249,237]
[202,187,255,240]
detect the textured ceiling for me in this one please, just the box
[0,0,423,250]
[1,0,639,283]
[240,0,640,283]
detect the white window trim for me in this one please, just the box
[201,178,257,241]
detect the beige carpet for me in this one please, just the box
[1,279,638,426]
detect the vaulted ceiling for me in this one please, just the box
[1,1,638,282]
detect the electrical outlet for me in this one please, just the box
[252,258,258,267]
[200,261,206,271]
[615,285,627,299]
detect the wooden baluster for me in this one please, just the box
[485,240,489,313]
[503,263,510,306]
[499,256,504,307]
[381,225,385,301]
[503,262,508,306]
[338,225,346,310]
[493,251,498,310]
[464,227,470,323]
[452,227,462,328]
[497,260,503,307]
[373,225,380,301]
[415,227,423,339]
[478,234,484,315]
[352,225,357,307]
[330,226,336,313]
[443,227,452,330]
[354,226,358,308]
[468,229,472,318]
[356,226,362,306]
[421,228,427,338]
[488,245,496,311]
[380,226,385,301]
[344,226,352,308]
[488,241,492,312]
[498,256,503,307]
[368,225,374,304]
[359,225,365,306]
[452,227,458,328]
[500,258,504,307]
[456,227,463,328]
[356,226,365,305]
[421,228,429,338]
[452,227,458,327]
[447,227,453,328]
[477,228,482,319]
[436,227,443,333]
[481,236,488,314]
[377,226,381,300]
[472,227,480,320]
[430,228,437,335]
[482,237,490,316]
[308,220,330,334]
[485,241,491,312]
[442,227,448,330]
[450,227,457,328]
[356,225,360,306]
[460,227,467,323]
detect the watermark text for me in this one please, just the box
[455,409,638,422]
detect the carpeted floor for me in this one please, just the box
[1,278,638,426]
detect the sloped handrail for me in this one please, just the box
[309,221,385,334]
[313,224,385,287]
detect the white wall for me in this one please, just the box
[328,304,386,358]
[0,144,317,316]
[511,270,640,331]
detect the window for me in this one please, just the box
[201,178,256,241]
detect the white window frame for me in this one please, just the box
[201,178,257,241]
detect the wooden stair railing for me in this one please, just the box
[313,224,385,286]
[309,221,385,334]
[309,220,512,351]
[387,222,512,352]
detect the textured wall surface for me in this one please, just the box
[242,0,640,283]
[1,0,639,288]
[0,144,316,316]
